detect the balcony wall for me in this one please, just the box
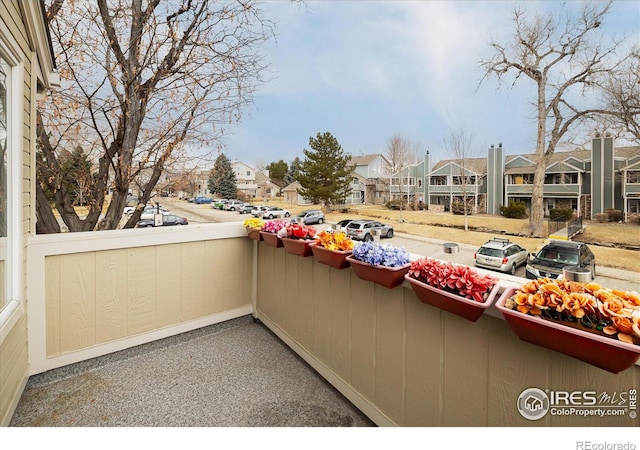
[506,184,581,195]
[255,243,640,427]
[21,224,640,427]
[26,223,254,375]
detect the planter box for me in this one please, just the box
[246,227,262,241]
[346,256,410,289]
[309,243,351,269]
[281,237,314,257]
[404,275,499,322]
[496,287,640,374]
[260,231,283,248]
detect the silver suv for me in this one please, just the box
[345,220,394,241]
[474,237,528,275]
[290,210,325,225]
[525,240,596,280]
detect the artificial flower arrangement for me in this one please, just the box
[350,241,410,267]
[261,219,287,234]
[313,229,355,252]
[280,223,317,240]
[243,217,264,229]
[503,278,640,345]
[407,257,498,303]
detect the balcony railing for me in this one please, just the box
[24,222,640,427]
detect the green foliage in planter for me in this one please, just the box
[500,201,527,219]
[549,208,573,221]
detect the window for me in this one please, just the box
[246,170,250,177]
[0,49,21,325]
[1,56,8,311]
[417,178,422,188]
[430,176,447,186]
[627,171,640,184]
[511,174,534,184]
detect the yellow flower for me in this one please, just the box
[243,217,264,229]
[315,230,354,251]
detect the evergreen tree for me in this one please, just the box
[208,153,237,199]
[296,132,354,207]
[59,146,95,206]
[285,156,301,186]
[266,159,288,189]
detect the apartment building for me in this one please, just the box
[390,134,640,222]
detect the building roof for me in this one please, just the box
[350,154,386,166]
[431,157,488,175]
[504,146,640,172]
[282,181,301,192]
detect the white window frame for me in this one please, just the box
[0,35,24,335]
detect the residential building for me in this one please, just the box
[282,181,312,206]
[390,135,639,222]
[231,160,258,199]
[255,171,279,199]
[494,134,639,221]
[347,154,390,205]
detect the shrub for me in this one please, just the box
[605,209,623,222]
[385,199,404,210]
[549,208,573,221]
[594,213,608,223]
[451,200,473,215]
[500,201,527,219]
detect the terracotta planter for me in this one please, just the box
[260,231,283,248]
[346,256,410,289]
[281,237,314,257]
[246,227,262,241]
[309,243,351,269]
[404,274,499,322]
[496,287,640,374]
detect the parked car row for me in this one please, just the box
[473,237,596,279]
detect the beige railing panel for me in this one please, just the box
[34,225,254,370]
[256,243,640,427]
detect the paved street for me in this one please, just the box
[158,197,638,292]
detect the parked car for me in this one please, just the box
[290,210,325,225]
[139,206,170,220]
[136,214,188,227]
[261,206,291,219]
[213,199,228,209]
[525,240,596,280]
[238,203,255,214]
[335,219,355,231]
[251,205,269,217]
[345,220,394,241]
[223,200,244,211]
[473,237,528,275]
[193,196,213,204]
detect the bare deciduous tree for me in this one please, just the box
[384,134,418,217]
[443,128,478,232]
[37,0,275,232]
[594,47,640,141]
[479,0,633,237]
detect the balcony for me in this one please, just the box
[506,183,581,196]
[9,223,640,427]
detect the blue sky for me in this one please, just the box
[216,0,640,167]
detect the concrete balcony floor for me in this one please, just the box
[10,316,374,427]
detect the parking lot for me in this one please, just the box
[157,197,637,292]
